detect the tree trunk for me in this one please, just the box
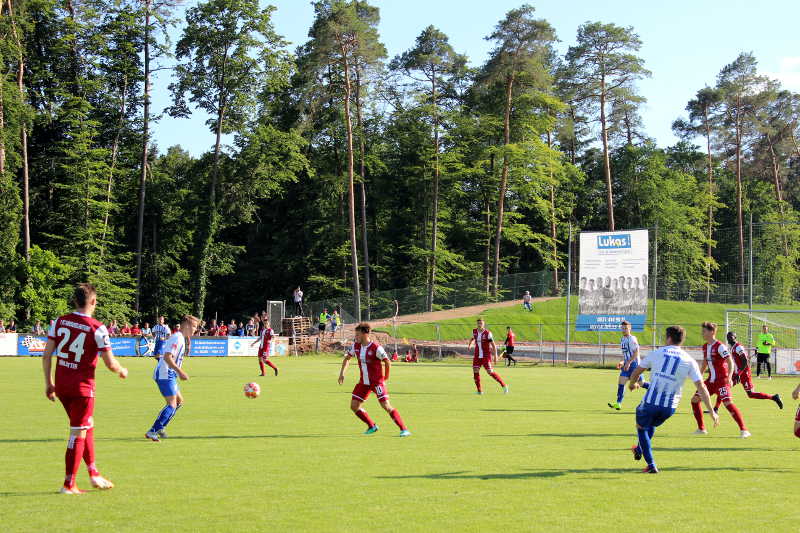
[492,74,514,297]
[0,72,5,174]
[341,48,361,320]
[426,68,439,312]
[547,132,558,294]
[483,195,491,296]
[734,98,745,296]
[599,77,615,230]
[704,112,713,304]
[624,107,633,145]
[354,68,370,319]
[767,139,789,256]
[135,0,152,313]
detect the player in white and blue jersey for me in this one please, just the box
[627,325,718,473]
[608,320,650,410]
[152,316,171,358]
[145,315,199,442]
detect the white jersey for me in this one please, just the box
[153,332,187,380]
[621,335,640,364]
[639,345,702,409]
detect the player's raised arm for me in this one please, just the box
[338,350,353,385]
[41,338,58,401]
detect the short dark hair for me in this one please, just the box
[666,326,686,344]
[701,321,717,332]
[73,283,97,308]
[355,322,371,333]
[620,320,631,326]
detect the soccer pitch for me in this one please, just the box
[1,356,799,532]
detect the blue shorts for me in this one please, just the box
[156,378,179,397]
[619,360,640,378]
[154,339,165,356]
[636,403,675,428]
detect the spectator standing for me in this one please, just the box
[228,320,237,336]
[756,325,776,379]
[131,323,142,336]
[8,319,17,332]
[329,310,340,339]
[293,287,304,316]
[33,320,45,335]
[217,322,228,336]
[120,323,132,335]
[236,322,245,336]
[141,322,153,339]
[245,318,256,337]
[108,320,119,336]
[522,291,533,312]
[318,308,329,338]
[197,321,208,336]
[0,319,5,333]
[207,319,218,336]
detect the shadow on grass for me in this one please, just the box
[0,438,64,444]
[481,409,574,413]
[0,490,66,497]
[483,433,631,438]
[378,464,792,480]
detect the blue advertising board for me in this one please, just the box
[17,335,140,356]
[188,338,228,357]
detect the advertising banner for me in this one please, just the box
[577,229,649,331]
[227,336,259,357]
[776,349,800,375]
[189,338,228,357]
[17,335,140,356]
[0,333,17,356]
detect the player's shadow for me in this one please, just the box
[483,432,631,438]
[0,438,64,444]
[481,409,573,413]
[378,465,792,481]
[0,490,66,497]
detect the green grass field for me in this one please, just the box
[2,355,799,532]
[390,298,800,346]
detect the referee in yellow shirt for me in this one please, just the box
[756,325,775,379]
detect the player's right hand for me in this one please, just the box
[711,412,720,427]
[792,388,800,401]
[337,375,344,385]
[118,367,128,379]
[178,371,189,381]
[45,384,56,402]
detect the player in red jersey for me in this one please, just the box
[337,322,411,436]
[792,382,800,437]
[42,283,129,494]
[712,331,782,412]
[250,316,278,376]
[690,322,750,437]
[466,318,508,394]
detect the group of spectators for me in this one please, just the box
[1,318,47,335]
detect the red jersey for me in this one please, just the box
[730,342,749,373]
[259,327,274,354]
[473,328,494,359]
[348,341,388,386]
[217,325,228,336]
[131,327,142,335]
[702,340,731,383]
[120,327,132,335]
[505,331,515,347]
[48,312,112,398]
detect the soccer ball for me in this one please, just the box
[243,382,261,399]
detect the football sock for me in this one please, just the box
[389,409,407,431]
[640,381,650,389]
[150,404,176,433]
[265,360,278,373]
[83,428,99,476]
[756,362,762,376]
[714,396,722,410]
[259,359,266,374]
[616,384,625,403]
[355,408,374,428]
[747,391,772,400]
[473,372,482,392]
[692,401,705,430]
[489,372,506,387]
[164,403,181,427]
[636,427,655,468]
[795,426,800,438]
[65,435,86,488]
[725,402,746,430]
[766,361,772,377]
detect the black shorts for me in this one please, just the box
[318,324,326,332]
[756,353,770,362]
[505,346,515,355]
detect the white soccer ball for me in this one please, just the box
[244,382,261,399]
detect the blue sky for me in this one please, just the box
[151,0,800,157]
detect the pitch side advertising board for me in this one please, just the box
[577,229,649,331]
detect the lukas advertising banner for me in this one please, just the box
[577,229,649,331]
[17,335,139,356]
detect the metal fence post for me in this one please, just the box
[539,324,543,362]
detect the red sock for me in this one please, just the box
[747,391,772,400]
[65,435,86,488]
[259,359,265,374]
[489,372,506,387]
[692,401,705,430]
[354,408,374,428]
[389,409,407,431]
[713,396,722,410]
[265,360,277,371]
[725,402,747,430]
[473,373,482,392]
[83,428,99,477]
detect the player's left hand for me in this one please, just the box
[337,374,344,385]
[616,361,623,370]
[710,411,720,427]
[45,383,56,402]
[792,388,800,401]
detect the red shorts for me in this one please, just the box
[258,349,270,361]
[352,382,389,402]
[473,356,494,373]
[704,379,731,402]
[795,406,800,423]
[59,396,95,430]
[738,369,754,392]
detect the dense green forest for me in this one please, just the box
[1,0,799,325]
